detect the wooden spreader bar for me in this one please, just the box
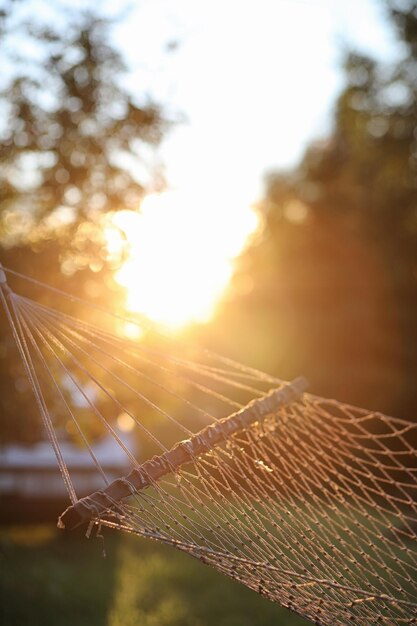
[58,376,308,530]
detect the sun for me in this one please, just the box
[105,190,258,330]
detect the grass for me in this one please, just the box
[0,524,308,626]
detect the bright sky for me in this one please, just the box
[7,0,403,329]
[105,0,402,329]
[114,0,401,199]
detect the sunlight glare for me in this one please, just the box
[117,412,136,432]
[107,190,258,329]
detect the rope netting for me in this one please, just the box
[1,265,416,626]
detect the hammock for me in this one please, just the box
[1,264,416,626]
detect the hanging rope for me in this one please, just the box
[1,264,416,626]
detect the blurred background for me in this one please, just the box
[0,0,416,624]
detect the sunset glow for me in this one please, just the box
[106,191,258,329]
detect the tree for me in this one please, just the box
[0,3,172,442]
[216,1,417,418]
[0,6,169,262]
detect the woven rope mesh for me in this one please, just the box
[102,396,417,626]
[1,268,416,626]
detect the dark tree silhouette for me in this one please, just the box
[217,1,417,419]
[0,3,172,442]
[0,7,169,259]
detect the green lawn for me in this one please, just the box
[0,524,308,626]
